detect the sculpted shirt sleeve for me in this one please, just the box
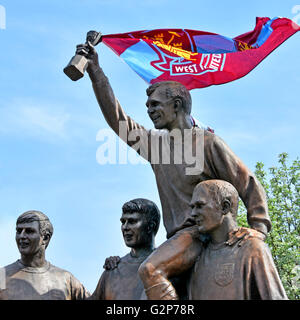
[91,271,107,300]
[205,133,271,234]
[248,240,288,299]
[69,273,91,300]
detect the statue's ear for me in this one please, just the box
[222,199,231,215]
[42,234,51,247]
[174,98,182,113]
[147,221,155,235]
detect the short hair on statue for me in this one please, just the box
[17,210,54,246]
[196,180,239,219]
[122,198,161,235]
[146,81,192,115]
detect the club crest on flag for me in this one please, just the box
[149,42,226,77]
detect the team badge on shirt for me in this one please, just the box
[214,263,235,287]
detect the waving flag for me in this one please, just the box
[101,17,299,90]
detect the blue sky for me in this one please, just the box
[0,0,299,293]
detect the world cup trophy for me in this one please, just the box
[64,30,102,81]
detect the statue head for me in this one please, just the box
[16,210,53,257]
[121,198,160,248]
[146,81,192,130]
[190,180,239,234]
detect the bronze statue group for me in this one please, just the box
[0,41,288,300]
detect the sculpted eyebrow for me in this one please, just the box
[147,99,159,106]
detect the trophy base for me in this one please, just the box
[63,55,88,81]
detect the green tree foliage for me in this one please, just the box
[237,153,300,299]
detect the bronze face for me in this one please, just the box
[15,221,44,256]
[190,185,224,234]
[120,212,150,248]
[146,87,176,130]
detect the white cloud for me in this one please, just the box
[20,106,70,137]
[0,99,70,141]
[0,97,107,145]
[218,130,260,148]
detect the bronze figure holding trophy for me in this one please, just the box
[60,28,288,301]
[64,31,102,81]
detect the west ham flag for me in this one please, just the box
[101,17,299,90]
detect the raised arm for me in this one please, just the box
[75,42,148,146]
[205,133,271,236]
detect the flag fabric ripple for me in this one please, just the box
[101,17,299,90]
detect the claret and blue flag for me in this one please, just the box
[101,17,299,90]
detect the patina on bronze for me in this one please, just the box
[189,180,287,300]
[0,210,90,300]
[64,30,102,81]
[72,38,271,300]
[91,199,160,300]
